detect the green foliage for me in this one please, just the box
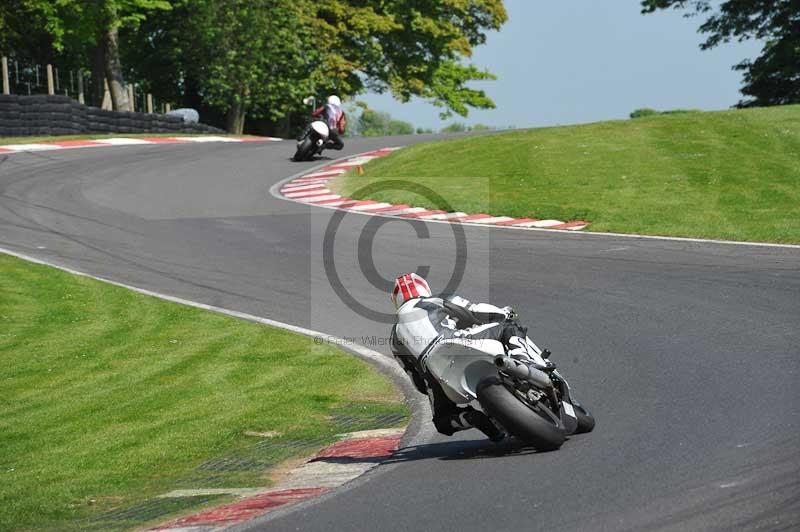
[359,108,392,137]
[186,0,317,122]
[630,108,659,118]
[336,105,800,243]
[439,122,494,132]
[441,122,468,133]
[388,119,415,136]
[641,0,800,107]
[319,0,508,118]
[5,0,509,131]
[5,0,171,53]
[0,2,55,63]
[631,108,701,118]
[357,106,415,137]
[734,36,800,108]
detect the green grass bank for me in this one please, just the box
[0,254,406,531]
[335,105,800,243]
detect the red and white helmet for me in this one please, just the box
[391,273,432,309]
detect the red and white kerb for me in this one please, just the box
[391,273,432,308]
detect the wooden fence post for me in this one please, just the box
[77,72,85,104]
[1,57,9,95]
[146,93,153,114]
[165,103,171,113]
[127,84,135,112]
[46,64,54,95]
[102,79,112,110]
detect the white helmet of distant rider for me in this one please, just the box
[391,273,432,309]
[327,95,341,107]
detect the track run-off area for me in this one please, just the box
[1,136,798,531]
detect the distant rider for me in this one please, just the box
[299,95,346,151]
[390,273,532,442]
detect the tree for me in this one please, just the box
[0,2,56,64]
[630,108,659,118]
[641,0,800,107]
[316,0,508,119]
[125,0,342,133]
[357,107,415,137]
[441,122,468,133]
[179,0,320,133]
[387,119,415,136]
[4,0,509,131]
[8,0,171,110]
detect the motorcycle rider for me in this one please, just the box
[390,273,533,442]
[298,95,346,151]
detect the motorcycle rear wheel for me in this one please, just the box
[477,377,566,451]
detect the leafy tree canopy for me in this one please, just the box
[3,0,508,132]
[358,107,415,136]
[318,0,507,118]
[641,0,800,107]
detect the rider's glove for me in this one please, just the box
[501,306,518,320]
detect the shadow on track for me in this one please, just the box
[305,436,561,470]
[386,436,559,463]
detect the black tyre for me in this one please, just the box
[477,377,566,451]
[573,402,595,434]
[293,137,314,161]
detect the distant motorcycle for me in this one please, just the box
[426,303,595,450]
[293,120,329,162]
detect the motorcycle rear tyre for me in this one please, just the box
[477,377,566,451]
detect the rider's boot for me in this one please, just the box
[455,408,506,442]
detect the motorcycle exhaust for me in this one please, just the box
[494,356,553,389]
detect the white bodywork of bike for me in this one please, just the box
[424,334,549,405]
[310,121,330,145]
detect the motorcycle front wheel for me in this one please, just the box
[477,377,566,451]
[293,137,314,161]
[573,402,595,434]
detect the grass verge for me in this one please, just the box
[0,254,406,531]
[334,105,800,243]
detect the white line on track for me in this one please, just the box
[1,143,62,151]
[93,137,154,145]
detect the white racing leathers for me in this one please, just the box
[390,296,526,439]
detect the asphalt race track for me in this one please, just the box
[1,138,799,531]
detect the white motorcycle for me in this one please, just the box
[293,120,330,162]
[424,308,594,450]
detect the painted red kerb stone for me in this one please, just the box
[315,435,402,460]
[152,487,328,529]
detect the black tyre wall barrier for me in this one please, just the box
[0,95,223,137]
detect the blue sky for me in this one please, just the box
[359,0,763,130]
